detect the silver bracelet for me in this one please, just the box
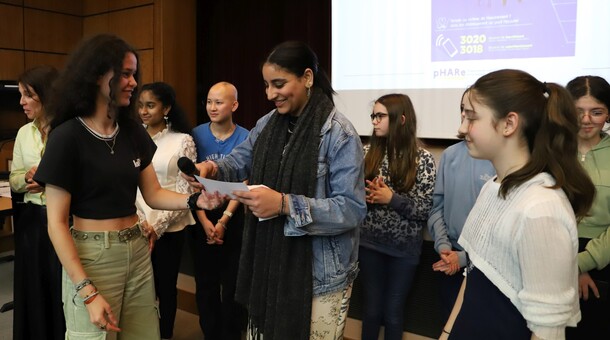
[75,278,93,293]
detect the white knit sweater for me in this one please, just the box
[458,172,580,340]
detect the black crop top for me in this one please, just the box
[35,118,156,219]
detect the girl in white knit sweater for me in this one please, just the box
[440,69,595,340]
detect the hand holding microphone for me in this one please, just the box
[178,156,204,190]
[177,156,199,177]
[177,157,226,210]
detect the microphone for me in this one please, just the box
[177,157,199,177]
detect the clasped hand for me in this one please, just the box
[25,165,44,193]
[432,249,461,275]
[365,176,392,205]
[201,217,225,245]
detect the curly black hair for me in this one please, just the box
[49,34,140,130]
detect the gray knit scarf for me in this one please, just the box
[235,88,332,340]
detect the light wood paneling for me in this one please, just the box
[24,0,82,15]
[1,0,197,145]
[24,9,82,53]
[138,49,153,85]
[0,4,24,49]
[0,50,24,79]
[107,6,153,50]
[82,13,109,38]
[155,0,197,126]
[25,52,67,70]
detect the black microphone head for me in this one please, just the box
[177,157,198,176]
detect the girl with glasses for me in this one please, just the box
[359,93,436,340]
[565,75,610,339]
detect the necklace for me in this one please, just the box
[211,123,236,142]
[104,137,117,154]
[77,117,120,154]
[287,116,298,134]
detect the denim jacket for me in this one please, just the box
[216,108,366,295]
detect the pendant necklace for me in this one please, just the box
[77,117,120,154]
[104,136,117,154]
[288,116,298,134]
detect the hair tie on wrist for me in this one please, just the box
[187,192,203,210]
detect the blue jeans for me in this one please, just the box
[358,246,418,340]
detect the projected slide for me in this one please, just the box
[432,0,576,62]
[332,0,610,138]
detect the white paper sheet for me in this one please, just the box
[0,181,10,198]
[194,176,248,199]
[192,178,276,221]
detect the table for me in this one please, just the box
[0,196,11,217]
[0,196,13,313]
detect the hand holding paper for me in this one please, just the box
[194,175,248,199]
[194,176,281,220]
[233,184,281,221]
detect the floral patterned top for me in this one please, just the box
[360,145,436,260]
[136,127,197,236]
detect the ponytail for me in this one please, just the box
[471,69,595,218]
[525,83,595,218]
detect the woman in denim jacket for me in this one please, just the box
[191,41,366,340]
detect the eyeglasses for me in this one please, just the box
[370,112,388,123]
[578,109,608,122]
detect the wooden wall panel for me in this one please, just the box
[107,6,153,49]
[25,52,68,70]
[83,0,151,15]
[0,50,24,79]
[82,0,108,15]
[138,49,153,86]
[82,13,109,38]
[0,0,22,5]
[24,9,82,53]
[0,113,26,137]
[24,0,82,15]
[1,0,197,133]
[156,0,196,126]
[108,0,152,11]
[0,4,24,49]
[0,141,16,172]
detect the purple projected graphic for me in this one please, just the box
[432,0,577,62]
